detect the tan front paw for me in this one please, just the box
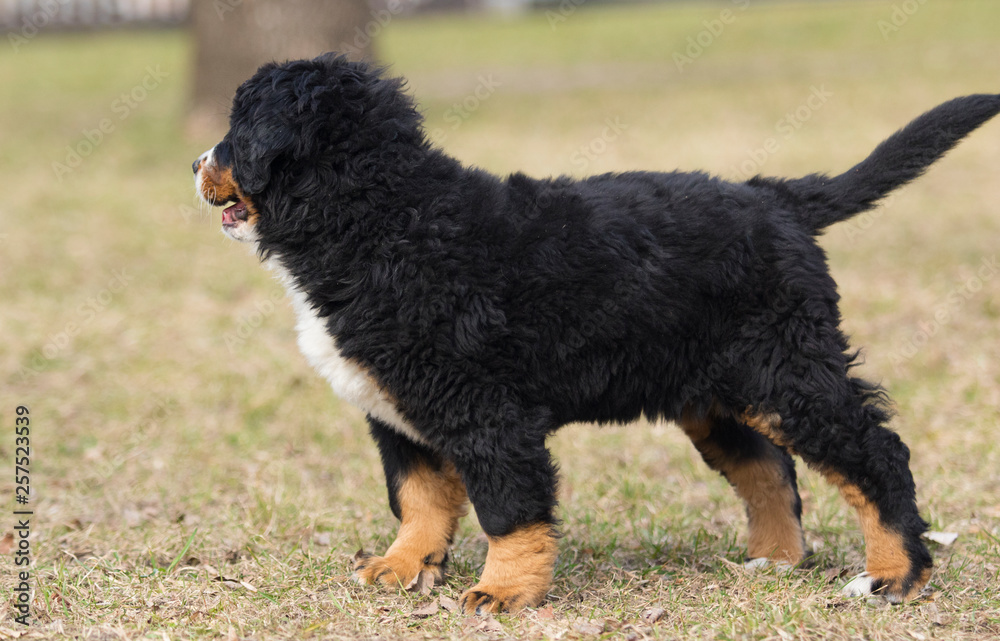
[459,580,548,614]
[353,549,446,591]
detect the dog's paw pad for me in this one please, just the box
[841,572,878,598]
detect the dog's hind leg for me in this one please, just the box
[354,417,468,591]
[678,410,806,567]
[741,358,932,602]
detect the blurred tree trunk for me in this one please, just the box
[188,0,374,135]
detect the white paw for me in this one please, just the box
[744,557,794,573]
[841,572,876,597]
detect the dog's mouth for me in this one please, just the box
[222,199,249,228]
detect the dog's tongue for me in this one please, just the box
[222,201,247,225]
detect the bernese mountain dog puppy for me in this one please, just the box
[193,53,999,613]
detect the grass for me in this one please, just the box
[2,1,1000,638]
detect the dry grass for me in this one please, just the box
[2,1,1000,639]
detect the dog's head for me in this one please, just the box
[193,53,425,254]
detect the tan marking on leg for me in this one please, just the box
[728,458,804,562]
[679,413,804,564]
[355,461,468,589]
[824,470,926,600]
[677,411,712,441]
[741,409,789,448]
[460,523,558,614]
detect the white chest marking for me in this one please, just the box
[268,261,427,445]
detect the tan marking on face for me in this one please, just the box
[196,153,259,226]
[199,164,239,204]
[355,461,468,588]
[679,413,804,563]
[461,523,558,613]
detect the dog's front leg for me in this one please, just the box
[447,428,560,614]
[354,417,468,590]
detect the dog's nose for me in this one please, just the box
[194,148,214,176]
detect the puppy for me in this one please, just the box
[193,53,1000,613]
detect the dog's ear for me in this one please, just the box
[225,61,302,194]
[228,57,363,196]
[241,122,296,194]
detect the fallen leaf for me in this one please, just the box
[906,631,927,641]
[405,569,435,595]
[823,567,852,583]
[439,596,460,614]
[239,580,257,592]
[641,607,666,624]
[0,533,14,555]
[477,616,503,633]
[410,599,439,618]
[535,605,555,620]
[573,620,604,635]
[922,531,958,546]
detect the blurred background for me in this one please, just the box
[1,0,999,637]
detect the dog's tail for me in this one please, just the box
[752,94,1000,232]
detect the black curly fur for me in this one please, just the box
[203,53,1000,601]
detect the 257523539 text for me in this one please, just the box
[14,405,32,626]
